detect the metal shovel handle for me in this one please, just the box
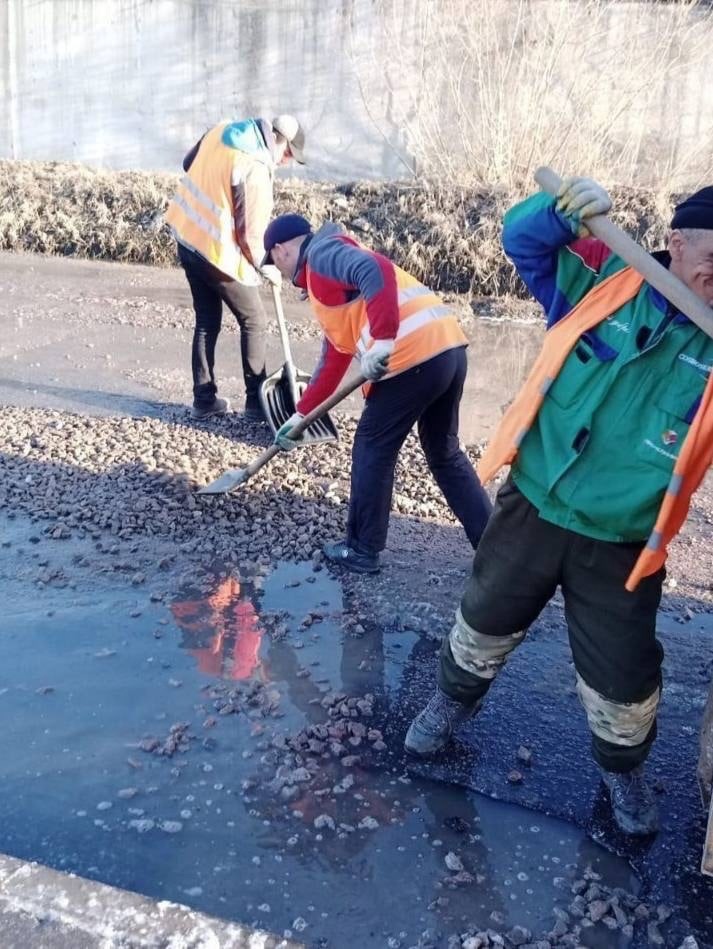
[270,283,301,407]
[534,167,713,339]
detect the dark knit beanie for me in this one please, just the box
[671,186,713,230]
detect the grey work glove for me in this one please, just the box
[274,412,304,451]
[260,264,282,288]
[360,339,395,381]
[556,176,612,237]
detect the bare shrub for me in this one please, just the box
[352,0,713,192]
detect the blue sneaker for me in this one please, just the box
[323,540,379,574]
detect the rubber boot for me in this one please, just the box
[600,764,659,836]
[404,687,481,757]
[243,396,266,422]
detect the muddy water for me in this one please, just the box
[0,517,640,947]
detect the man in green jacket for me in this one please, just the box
[405,177,713,836]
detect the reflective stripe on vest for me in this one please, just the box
[170,178,221,242]
[356,304,454,356]
[306,262,467,378]
[165,123,255,282]
[476,265,713,590]
[626,371,713,589]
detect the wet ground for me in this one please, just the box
[1,251,713,948]
[0,513,646,948]
[0,250,542,444]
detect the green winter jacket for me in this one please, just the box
[502,192,713,542]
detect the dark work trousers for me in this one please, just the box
[439,477,665,773]
[347,345,492,554]
[177,243,266,408]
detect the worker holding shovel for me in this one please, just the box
[261,213,493,574]
[406,175,713,838]
[165,115,306,420]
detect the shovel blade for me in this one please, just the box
[197,468,248,495]
[260,366,338,444]
[704,798,713,876]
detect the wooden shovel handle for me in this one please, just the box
[534,167,713,339]
[241,372,366,482]
[289,373,366,439]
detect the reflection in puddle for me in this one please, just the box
[172,576,264,680]
[0,544,645,947]
[163,561,639,941]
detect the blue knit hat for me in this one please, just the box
[671,186,713,230]
[262,213,312,265]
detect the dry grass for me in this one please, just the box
[0,158,681,299]
[353,0,713,192]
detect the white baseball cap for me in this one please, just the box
[271,114,306,164]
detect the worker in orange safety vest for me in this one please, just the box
[165,115,306,421]
[261,213,493,575]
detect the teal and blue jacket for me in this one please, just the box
[503,192,713,542]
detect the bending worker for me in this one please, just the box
[406,178,713,837]
[261,213,492,574]
[165,115,305,420]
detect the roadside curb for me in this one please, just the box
[0,852,303,948]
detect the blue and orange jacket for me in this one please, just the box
[166,118,278,283]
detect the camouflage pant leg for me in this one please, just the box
[438,479,563,704]
[562,532,665,773]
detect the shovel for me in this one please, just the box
[535,167,713,339]
[259,284,338,444]
[698,681,713,875]
[198,372,366,494]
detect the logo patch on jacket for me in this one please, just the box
[661,429,678,446]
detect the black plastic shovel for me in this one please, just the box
[259,284,338,444]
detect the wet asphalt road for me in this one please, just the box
[1,250,712,947]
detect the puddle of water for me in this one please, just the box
[0,533,640,947]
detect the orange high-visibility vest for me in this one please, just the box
[165,123,263,283]
[477,266,713,590]
[306,265,467,380]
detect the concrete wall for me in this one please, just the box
[0,0,409,180]
[0,0,711,183]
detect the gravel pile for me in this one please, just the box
[443,866,698,949]
[0,405,482,567]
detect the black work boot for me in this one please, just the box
[323,539,379,574]
[600,764,659,836]
[191,397,229,420]
[244,393,266,423]
[405,687,481,757]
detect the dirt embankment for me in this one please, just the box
[0,159,680,300]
